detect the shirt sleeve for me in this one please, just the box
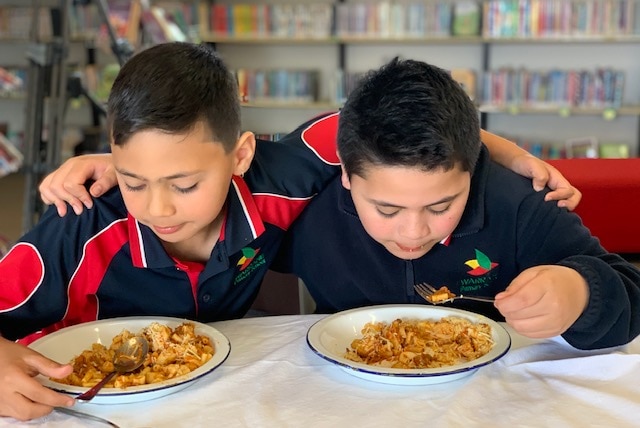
[515,191,640,350]
[0,205,87,340]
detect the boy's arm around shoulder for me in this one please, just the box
[249,113,341,231]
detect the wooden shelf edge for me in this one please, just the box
[479,105,640,116]
[241,101,341,110]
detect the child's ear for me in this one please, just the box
[340,165,351,190]
[233,131,256,176]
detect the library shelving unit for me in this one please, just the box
[197,0,640,157]
[0,0,78,232]
[0,0,124,232]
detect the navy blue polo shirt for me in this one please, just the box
[274,137,640,350]
[0,113,342,342]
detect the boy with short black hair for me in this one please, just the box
[0,42,340,421]
[274,57,640,350]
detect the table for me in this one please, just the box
[3,314,640,428]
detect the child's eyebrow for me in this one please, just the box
[116,168,198,181]
[372,195,458,209]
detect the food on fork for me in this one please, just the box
[428,285,456,303]
[52,322,214,389]
[344,317,493,369]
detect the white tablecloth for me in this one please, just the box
[3,314,640,428]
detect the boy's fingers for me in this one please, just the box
[90,173,117,198]
[545,187,580,211]
[53,200,68,217]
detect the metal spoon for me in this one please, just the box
[75,336,149,402]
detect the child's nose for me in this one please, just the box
[147,189,175,217]
[400,213,430,239]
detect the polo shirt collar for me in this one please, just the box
[127,175,266,269]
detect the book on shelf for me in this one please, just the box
[141,6,188,44]
[452,1,481,36]
[0,132,22,178]
[450,69,476,100]
[599,143,630,158]
[100,0,141,44]
[565,136,599,158]
[235,68,319,104]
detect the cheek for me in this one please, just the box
[437,210,464,235]
[358,212,395,241]
[119,191,144,217]
[188,183,229,218]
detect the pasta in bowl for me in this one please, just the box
[29,316,231,404]
[306,305,510,385]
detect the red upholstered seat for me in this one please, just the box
[547,158,640,254]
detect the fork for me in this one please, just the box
[54,407,121,428]
[413,282,495,304]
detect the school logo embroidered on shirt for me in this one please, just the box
[465,249,499,276]
[233,247,267,286]
[237,247,261,271]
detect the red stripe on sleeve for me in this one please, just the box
[63,220,130,325]
[301,113,341,165]
[0,243,44,312]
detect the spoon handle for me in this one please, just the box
[76,370,118,402]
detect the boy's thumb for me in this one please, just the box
[532,176,545,192]
[34,359,73,379]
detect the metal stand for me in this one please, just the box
[22,0,71,232]
[20,0,134,232]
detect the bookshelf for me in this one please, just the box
[198,0,640,158]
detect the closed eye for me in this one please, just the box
[174,183,199,194]
[429,206,450,216]
[124,183,145,192]
[376,208,399,218]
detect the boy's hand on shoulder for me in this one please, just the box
[494,265,589,339]
[511,154,582,211]
[0,337,75,420]
[39,154,117,217]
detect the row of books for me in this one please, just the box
[0,7,52,40]
[204,1,481,38]
[335,1,481,37]
[483,0,640,38]
[514,136,630,158]
[481,67,625,109]
[4,1,640,42]
[335,68,475,103]
[0,2,197,44]
[69,0,198,46]
[310,66,626,108]
[235,69,320,104]
[207,3,333,38]
[201,1,640,39]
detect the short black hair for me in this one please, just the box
[107,42,240,152]
[337,57,481,178]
